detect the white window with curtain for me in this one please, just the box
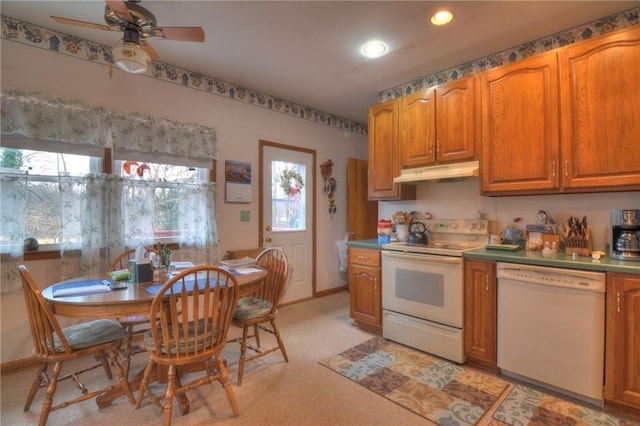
[0,89,219,292]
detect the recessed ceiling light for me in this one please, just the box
[361,41,387,58]
[431,10,454,26]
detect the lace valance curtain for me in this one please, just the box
[1,89,218,159]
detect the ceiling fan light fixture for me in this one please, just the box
[113,42,151,74]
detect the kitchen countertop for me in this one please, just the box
[464,247,640,274]
[345,239,383,249]
[345,239,640,274]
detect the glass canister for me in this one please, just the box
[377,219,392,244]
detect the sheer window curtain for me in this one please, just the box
[0,172,28,292]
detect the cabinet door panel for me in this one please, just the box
[368,100,416,200]
[605,273,640,411]
[481,52,560,194]
[560,26,640,190]
[464,259,497,371]
[437,76,478,163]
[400,89,436,167]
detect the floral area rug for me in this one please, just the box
[491,384,639,426]
[320,337,639,426]
[319,336,511,425]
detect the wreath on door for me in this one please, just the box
[278,168,304,198]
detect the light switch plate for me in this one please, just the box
[240,210,250,222]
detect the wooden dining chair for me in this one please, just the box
[135,265,240,425]
[231,247,290,385]
[108,246,159,377]
[18,265,135,426]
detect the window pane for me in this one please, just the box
[0,148,95,246]
[117,160,207,242]
[118,160,201,182]
[271,161,305,231]
[1,148,93,175]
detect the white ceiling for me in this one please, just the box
[1,1,638,124]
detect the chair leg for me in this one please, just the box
[216,354,239,416]
[24,363,47,411]
[39,361,62,426]
[135,361,155,409]
[98,350,113,380]
[237,324,250,386]
[271,319,289,362]
[253,324,261,347]
[108,345,135,404]
[163,365,177,426]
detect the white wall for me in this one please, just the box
[1,40,368,363]
[379,178,640,251]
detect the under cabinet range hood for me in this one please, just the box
[393,161,480,184]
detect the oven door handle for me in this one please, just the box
[382,251,463,265]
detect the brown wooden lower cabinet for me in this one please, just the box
[605,272,640,418]
[463,258,498,372]
[348,246,382,334]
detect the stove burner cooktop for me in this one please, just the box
[382,219,489,256]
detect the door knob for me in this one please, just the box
[264,237,272,243]
[265,225,271,231]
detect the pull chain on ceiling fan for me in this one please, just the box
[50,0,205,74]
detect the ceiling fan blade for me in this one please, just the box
[50,16,112,31]
[105,0,131,22]
[152,27,205,42]
[141,42,160,61]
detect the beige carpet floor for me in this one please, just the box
[1,291,637,426]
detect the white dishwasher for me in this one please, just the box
[497,262,605,406]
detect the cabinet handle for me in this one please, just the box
[564,160,569,177]
[429,140,433,157]
[485,275,489,291]
[357,255,369,260]
[552,161,556,178]
[374,277,377,291]
[616,291,621,312]
[436,141,440,155]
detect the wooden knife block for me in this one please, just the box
[565,227,592,257]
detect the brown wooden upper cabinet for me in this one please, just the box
[480,51,561,194]
[559,25,640,191]
[401,75,478,168]
[481,25,640,195]
[368,99,416,200]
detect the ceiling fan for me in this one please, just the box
[51,0,205,74]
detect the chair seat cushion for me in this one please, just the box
[144,319,218,355]
[54,319,126,352]
[233,296,273,321]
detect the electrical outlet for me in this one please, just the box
[240,210,250,222]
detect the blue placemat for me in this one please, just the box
[52,278,114,297]
[145,277,227,296]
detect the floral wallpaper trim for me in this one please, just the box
[379,6,640,101]
[0,15,368,136]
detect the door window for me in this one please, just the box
[272,161,306,231]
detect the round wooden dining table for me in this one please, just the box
[42,267,267,412]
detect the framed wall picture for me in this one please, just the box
[225,160,252,203]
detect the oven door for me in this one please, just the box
[381,250,463,328]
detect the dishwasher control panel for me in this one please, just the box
[496,263,605,292]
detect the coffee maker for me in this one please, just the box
[611,209,640,261]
